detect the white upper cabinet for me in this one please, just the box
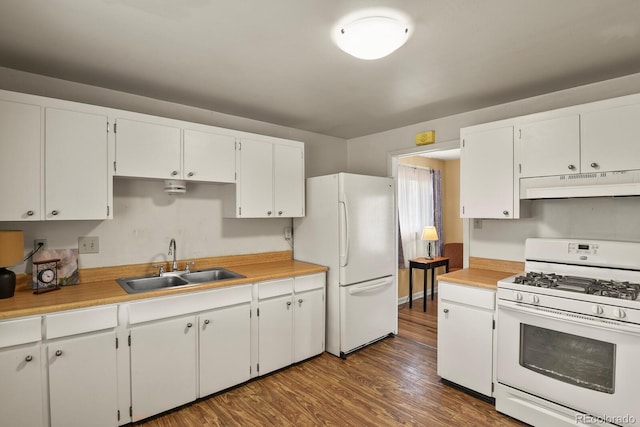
[225,138,304,218]
[0,99,41,221]
[45,108,110,220]
[517,115,580,178]
[183,129,235,183]
[460,125,517,219]
[114,118,181,179]
[581,102,640,173]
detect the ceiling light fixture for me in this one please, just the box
[335,14,411,60]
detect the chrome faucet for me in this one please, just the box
[168,238,178,272]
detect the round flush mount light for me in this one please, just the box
[334,11,411,60]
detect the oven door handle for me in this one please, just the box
[498,300,640,336]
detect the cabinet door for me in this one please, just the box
[115,118,181,179]
[258,294,293,375]
[48,331,118,427]
[130,315,197,422]
[518,115,580,177]
[581,103,640,172]
[460,126,515,218]
[199,303,250,397]
[273,143,304,217]
[293,288,324,363]
[0,344,43,427]
[45,108,109,220]
[0,99,41,220]
[237,138,274,217]
[183,129,235,183]
[437,300,494,396]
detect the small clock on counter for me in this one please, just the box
[33,258,61,294]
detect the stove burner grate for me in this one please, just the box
[513,272,640,300]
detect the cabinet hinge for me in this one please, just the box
[115,337,118,349]
[492,319,496,330]
[518,163,522,174]
[257,307,260,317]
[129,406,132,417]
[492,382,495,393]
[117,410,120,421]
[249,308,251,318]
[107,205,110,216]
[462,139,465,148]
[257,363,259,373]
[114,122,117,133]
[249,365,251,375]
[128,334,131,346]
[462,206,465,215]
[518,129,522,139]
[238,141,241,150]
[113,161,117,172]
[107,121,110,133]
[239,207,242,216]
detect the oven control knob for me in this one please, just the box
[591,305,604,315]
[529,295,540,304]
[612,308,626,319]
[514,292,523,301]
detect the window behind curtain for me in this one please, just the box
[397,165,436,268]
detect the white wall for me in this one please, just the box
[347,72,640,261]
[0,67,348,272]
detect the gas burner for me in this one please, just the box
[513,272,640,300]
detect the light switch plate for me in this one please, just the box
[78,236,99,254]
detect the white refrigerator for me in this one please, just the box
[293,173,396,357]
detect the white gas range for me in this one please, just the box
[495,238,640,427]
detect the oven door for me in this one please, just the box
[497,300,640,425]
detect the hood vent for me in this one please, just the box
[520,170,640,199]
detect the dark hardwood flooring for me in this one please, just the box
[397,295,439,348]
[134,295,525,426]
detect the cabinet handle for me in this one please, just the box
[568,164,576,170]
[278,211,283,216]
[186,322,193,328]
[25,355,33,362]
[171,170,179,176]
[188,172,194,177]
[51,210,59,216]
[286,301,292,309]
[590,162,599,168]
[204,319,210,325]
[55,350,62,357]
[267,211,272,216]
[502,210,509,216]
[27,210,34,216]
[443,308,449,314]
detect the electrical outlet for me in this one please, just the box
[78,236,100,254]
[34,239,47,250]
[473,219,483,230]
[284,227,293,240]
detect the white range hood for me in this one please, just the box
[520,169,640,199]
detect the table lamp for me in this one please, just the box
[421,226,438,260]
[0,230,24,299]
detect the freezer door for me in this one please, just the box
[339,174,395,285]
[339,276,396,355]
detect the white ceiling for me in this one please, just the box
[1,1,640,139]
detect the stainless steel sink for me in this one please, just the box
[117,268,245,294]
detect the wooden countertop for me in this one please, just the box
[437,268,519,290]
[0,252,327,320]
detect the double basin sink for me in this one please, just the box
[117,268,245,294]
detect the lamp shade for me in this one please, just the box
[335,15,410,60]
[421,226,438,242]
[0,230,24,267]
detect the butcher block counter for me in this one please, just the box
[0,251,327,320]
[437,256,524,290]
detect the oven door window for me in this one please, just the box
[520,324,615,394]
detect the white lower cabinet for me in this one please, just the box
[47,331,118,427]
[130,315,197,422]
[198,303,251,397]
[437,281,495,397]
[0,343,43,427]
[256,273,325,375]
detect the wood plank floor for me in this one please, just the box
[397,296,439,348]
[134,296,526,427]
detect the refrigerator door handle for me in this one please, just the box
[348,278,391,295]
[339,199,349,267]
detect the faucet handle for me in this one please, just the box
[152,264,166,276]
[185,261,196,273]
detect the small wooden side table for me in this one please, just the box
[409,257,450,311]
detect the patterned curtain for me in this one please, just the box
[432,169,444,257]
